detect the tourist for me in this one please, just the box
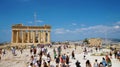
[64,45,66,49]
[83,54,86,60]
[54,52,57,60]
[33,57,37,65]
[53,48,57,59]
[117,50,120,61]
[38,56,42,67]
[58,46,61,56]
[95,47,98,52]
[30,48,32,55]
[114,48,117,59]
[39,49,42,57]
[86,60,92,67]
[33,48,37,56]
[34,60,39,67]
[12,47,16,56]
[98,46,100,51]
[110,46,114,51]
[102,57,107,67]
[72,50,75,59]
[2,48,6,56]
[105,55,109,61]
[62,54,66,63]
[66,55,69,66]
[36,46,40,55]
[47,52,50,58]
[44,48,48,55]
[84,47,87,55]
[28,63,33,67]
[99,62,104,67]
[56,65,59,67]
[53,48,56,53]
[56,56,59,67]
[47,56,51,67]
[42,47,45,55]
[43,60,48,67]
[75,60,81,67]
[93,59,99,67]
[105,56,112,67]
[20,48,23,54]
[109,51,112,59]
[30,55,34,63]
[90,48,93,53]
[60,55,64,64]
[61,62,66,67]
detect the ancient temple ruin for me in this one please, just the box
[11,24,51,45]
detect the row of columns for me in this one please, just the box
[11,30,50,44]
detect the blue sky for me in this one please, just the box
[0,0,120,42]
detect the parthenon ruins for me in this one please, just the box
[11,24,51,45]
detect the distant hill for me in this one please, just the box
[95,38,120,45]
[102,38,120,42]
[67,38,120,45]
[0,42,10,46]
[109,38,120,42]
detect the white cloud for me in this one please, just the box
[54,28,74,34]
[114,25,120,29]
[116,21,120,25]
[66,29,70,32]
[36,20,43,23]
[28,21,32,24]
[76,25,117,34]
[72,23,77,26]
[53,23,120,41]
[112,21,120,29]
[80,24,86,27]
[54,25,119,35]
[54,28,66,34]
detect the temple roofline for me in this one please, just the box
[12,24,51,29]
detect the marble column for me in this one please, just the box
[47,31,50,43]
[31,31,33,43]
[16,30,18,43]
[33,31,35,43]
[41,31,43,43]
[11,30,13,43]
[27,31,29,43]
[38,31,41,43]
[22,30,24,43]
[43,31,46,44]
[18,30,20,43]
[29,31,31,43]
[30,31,33,43]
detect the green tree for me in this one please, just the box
[83,38,89,44]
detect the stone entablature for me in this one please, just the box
[12,24,51,30]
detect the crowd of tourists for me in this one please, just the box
[0,44,120,67]
[26,44,120,67]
